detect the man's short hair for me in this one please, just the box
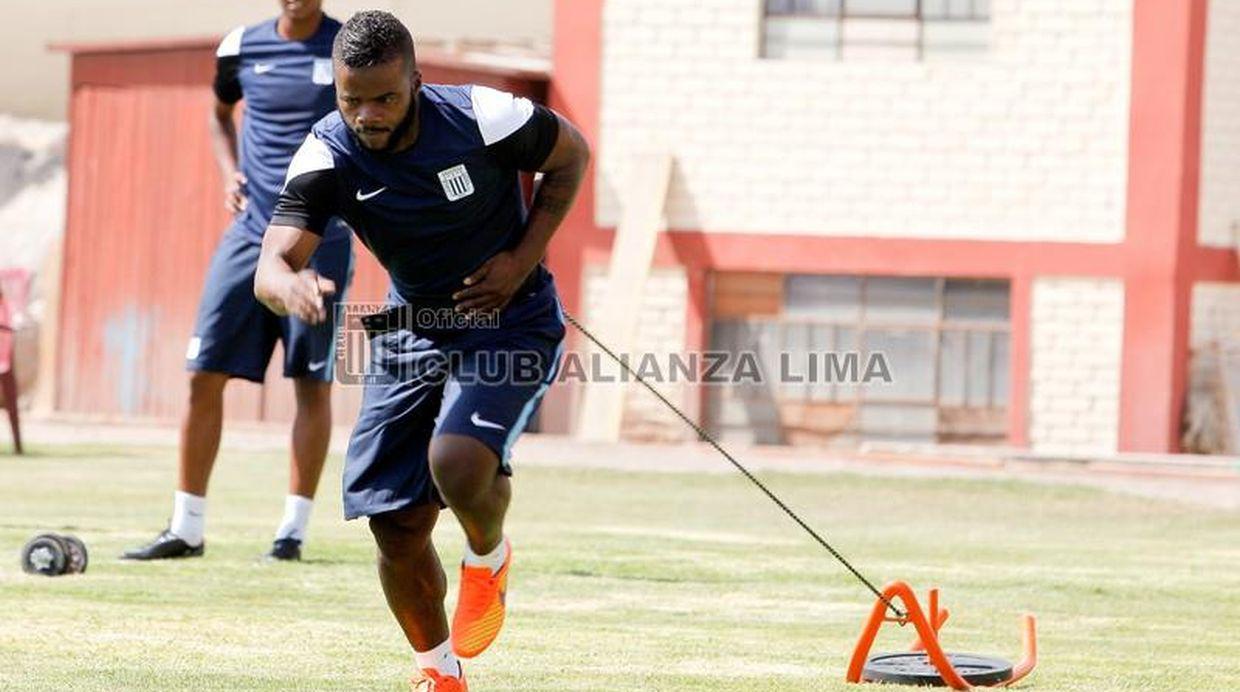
[334,10,416,69]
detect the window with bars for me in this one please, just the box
[762,0,992,61]
[708,274,1010,445]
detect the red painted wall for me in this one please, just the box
[1118,0,1210,453]
[58,45,255,420]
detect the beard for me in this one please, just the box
[349,92,419,153]
[382,95,419,153]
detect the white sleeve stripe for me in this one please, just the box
[470,85,535,146]
[217,25,245,58]
[283,135,334,189]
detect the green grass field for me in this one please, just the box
[1,443,1237,691]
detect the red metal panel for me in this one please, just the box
[58,45,254,419]
[71,46,218,89]
[58,74,264,419]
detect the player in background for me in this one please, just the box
[123,0,352,562]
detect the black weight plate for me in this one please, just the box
[21,534,69,576]
[862,651,1013,687]
[60,534,89,574]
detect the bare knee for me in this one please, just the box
[429,435,500,507]
[369,506,446,603]
[368,505,439,562]
[187,371,227,409]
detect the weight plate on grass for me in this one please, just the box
[21,534,69,576]
[862,652,1013,687]
[61,534,89,574]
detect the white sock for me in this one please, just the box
[463,537,508,575]
[169,491,206,546]
[274,494,314,542]
[414,638,462,678]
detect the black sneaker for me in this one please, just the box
[121,529,204,560]
[265,537,302,561]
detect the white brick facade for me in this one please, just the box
[582,265,690,441]
[1191,282,1240,349]
[1199,0,1240,248]
[597,0,1132,243]
[1028,278,1124,453]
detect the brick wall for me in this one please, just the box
[1028,278,1124,453]
[597,0,1132,243]
[1199,0,1240,248]
[1191,282,1240,348]
[581,265,690,440]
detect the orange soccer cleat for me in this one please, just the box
[451,538,512,658]
[411,668,468,691]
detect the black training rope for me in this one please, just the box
[562,309,905,619]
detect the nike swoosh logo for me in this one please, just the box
[254,63,276,74]
[356,187,387,201]
[470,412,506,431]
[308,360,327,372]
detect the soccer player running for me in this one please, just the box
[254,11,588,691]
[123,0,353,562]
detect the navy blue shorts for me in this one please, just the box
[342,275,566,519]
[186,221,353,383]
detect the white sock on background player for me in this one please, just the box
[274,494,314,542]
[415,638,462,678]
[463,536,508,575]
[170,490,206,546]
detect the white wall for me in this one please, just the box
[1028,277,1124,453]
[1191,282,1240,349]
[3,0,551,121]
[597,0,1133,243]
[582,265,690,441]
[1199,0,1240,249]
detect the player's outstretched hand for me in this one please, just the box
[453,251,533,313]
[225,171,249,214]
[285,269,336,325]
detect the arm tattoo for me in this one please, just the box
[531,168,580,218]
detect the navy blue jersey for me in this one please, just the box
[214,16,348,243]
[271,84,559,301]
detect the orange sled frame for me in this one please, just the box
[846,581,1038,689]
